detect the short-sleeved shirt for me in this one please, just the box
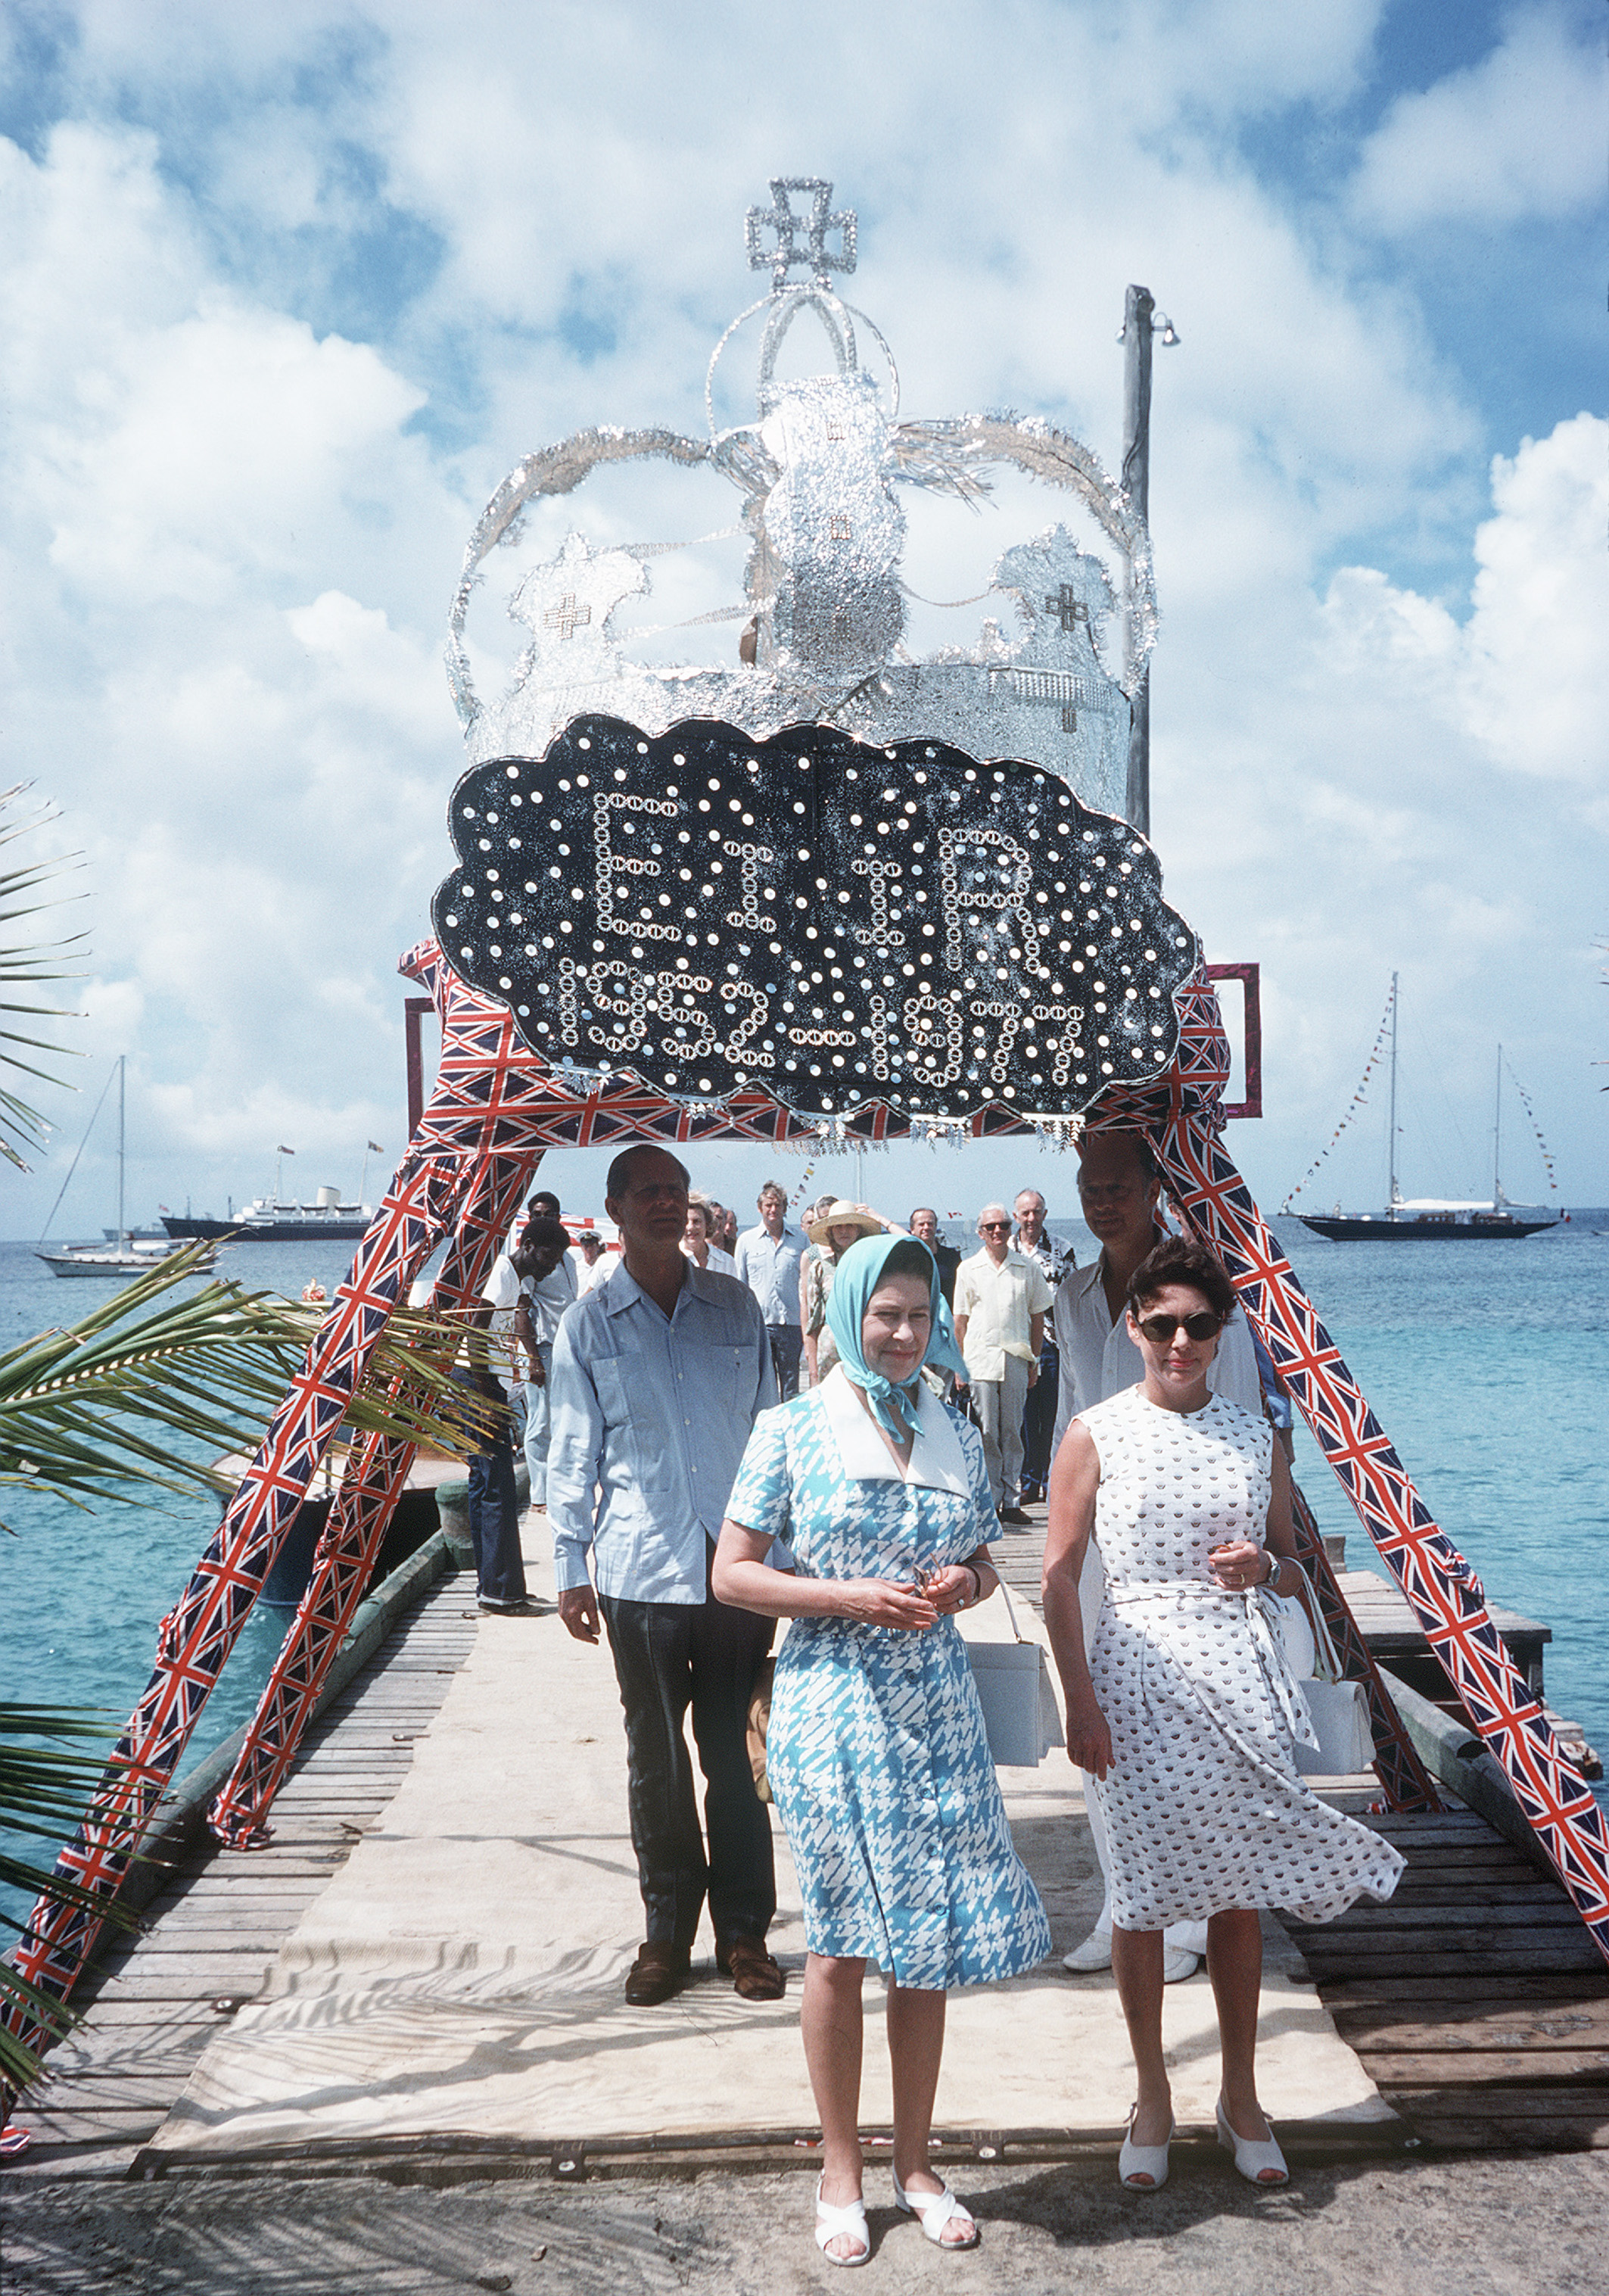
[735,1220,811,1326]
[546,1259,777,1605]
[1050,1243,1264,1457]
[952,1248,1055,1382]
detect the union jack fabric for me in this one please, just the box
[10,942,1604,2097]
[1131,1025,1609,1961]
[207,1149,537,1848]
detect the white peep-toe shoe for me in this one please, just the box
[1118,2102,1174,2190]
[814,2175,870,2266]
[892,2169,979,2248]
[1216,2094,1289,2186]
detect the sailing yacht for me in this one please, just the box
[1298,983,1559,1242]
[35,1058,213,1278]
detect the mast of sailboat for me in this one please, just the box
[1493,1044,1505,1209]
[1387,972,1400,1215]
[117,1053,126,1247]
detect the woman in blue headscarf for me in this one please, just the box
[714,1233,1051,2264]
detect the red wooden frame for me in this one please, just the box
[1204,962,1262,1120]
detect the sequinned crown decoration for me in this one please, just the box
[446,179,1157,825]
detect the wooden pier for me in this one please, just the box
[7,1516,1607,2175]
[8,1576,478,2177]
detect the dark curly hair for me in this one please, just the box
[1126,1234,1237,1325]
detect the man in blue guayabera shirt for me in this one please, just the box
[547,1144,783,2008]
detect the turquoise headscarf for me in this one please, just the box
[823,1232,969,1441]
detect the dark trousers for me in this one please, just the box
[600,1559,776,1952]
[1020,1342,1060,1494]
[766,1322,803,1401]
[467,1427,527,1606]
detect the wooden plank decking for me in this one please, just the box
[8,1507,1607,2173]
[7,1575,478,2176]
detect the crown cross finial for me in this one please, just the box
[745,177,857,293]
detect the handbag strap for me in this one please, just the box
[1286,1560,1345,1682]
[992,1575,1029,1645]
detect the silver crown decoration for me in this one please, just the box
[447,178,1157,824]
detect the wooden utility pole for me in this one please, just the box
[1122,282,1155,836]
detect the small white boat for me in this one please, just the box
[34,1055,217,1278]
[37,1237,213,1279]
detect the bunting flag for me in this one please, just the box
[1281,974,1396,1210]
[1502,1054,1560,1197]
[9,937,1604,2101]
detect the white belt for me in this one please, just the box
[1106,1582,1320,1751]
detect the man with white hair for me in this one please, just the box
[953,1203,1053,1524]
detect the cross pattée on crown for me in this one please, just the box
[745,177,857,294]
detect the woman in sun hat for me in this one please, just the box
[801,1201,887,1387]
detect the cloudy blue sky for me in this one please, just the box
[2,0,1604,1238]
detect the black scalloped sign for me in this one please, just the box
[434,715,1197,1118]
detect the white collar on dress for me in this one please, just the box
[818,1364,971,1494]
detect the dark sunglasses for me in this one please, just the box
[1134,1311,1222,1344]
[980,1220,1012,1232]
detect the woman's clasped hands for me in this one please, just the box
[834,1562,977,1631]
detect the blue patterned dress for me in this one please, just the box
[725,1369,1051,1989]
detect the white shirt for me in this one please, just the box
[1050,1249,1263,1456]
[572,1247,612,1296]
[952,1248,1054,1382]
[524,1253,578,1346]
[481,1253,524,1390]
[681,1241,738,1278]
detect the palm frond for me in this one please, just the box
[0,1246,500,1530]
[0,1708,140,2091]
[0,783,86,1169]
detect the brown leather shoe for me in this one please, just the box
[717,1935,786,2001]
[624,1941,689,2006]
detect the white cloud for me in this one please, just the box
[1350,7,1604,233]
[2,3,1605,1233]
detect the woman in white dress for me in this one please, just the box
[1043,1235,1403,2192]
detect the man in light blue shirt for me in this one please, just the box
[733,1179,810,1399]
[547,1143,781,2008]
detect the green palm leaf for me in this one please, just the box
[0,783,86,1171]
[1,1245,501,1528]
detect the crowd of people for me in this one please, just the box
[453,1141,1402,2261]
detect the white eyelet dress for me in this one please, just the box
[1081,1385,1405,1929]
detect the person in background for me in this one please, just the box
[528,1188,562,1223]
[512,1215,577,1515]
[953,1205,1053,1526]
[546,1145,783,2008]
[461,1250,536,1615]
[572,1226,610,1297]
[683,1192,738,1276]
[736,1180,811,1401]
[709,1200,740,1257]
[1051,1129,1263,1983]
[1013,1190,1077,1504]
[801,1201,886,1387]
[908,1207,960,1307]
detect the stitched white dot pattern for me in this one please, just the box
[1078,1385,1405,1929]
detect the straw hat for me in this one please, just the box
[805,1200,886,1248]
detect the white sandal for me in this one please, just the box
[814,2175,870,2266]
[1216,2094,1289,2186]
[892,2169,979,2249]
[1118,2101,1174,2190]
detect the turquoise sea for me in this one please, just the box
[2,1214,1606,1932]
